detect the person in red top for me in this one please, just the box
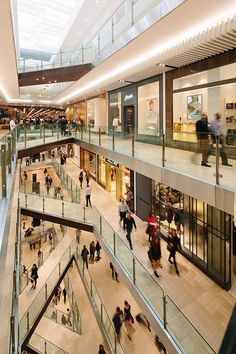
[147,211,156,242]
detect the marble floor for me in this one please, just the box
[18,159,236,352]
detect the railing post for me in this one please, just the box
[10,316,15,352]
[111,18,114,43]
[83,206,86,221]
[162,133,166,167]
[57,123,59,140]
[43,125,45,143]
[163,295,167,329]
[7,136,12,173]
[24,126,27,148]
[89,125,91,142]
[215,135,221,185]
[43,197,45,213]
[99,215,102,234]
[44,340,47,354]
[90,278,93,296]
[26,311,29,331]
[25,194,27,208]
[101,303,103,324]
[131,127,135,157]
[45,283,47,300]
[82,44,84,64]
[75,126,77,139]
[99,126,101,146]
[62,201,64,216]
[131,0,134,26]
[82,259,85,275]
[113,232,116,255]
[69,245,72,259]
[59,262,61,277]
[1,145,7,197]
[132,257,136,284]
[112,126,115,151]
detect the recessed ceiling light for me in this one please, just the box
[76,31,79,34]
[84,18,88,22]
[36,78,39,81]
[42,77,45,79]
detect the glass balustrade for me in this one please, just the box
[44,306,81,335]
[19,240,76,345]
[27,333,69,354]
[19,193,215,353]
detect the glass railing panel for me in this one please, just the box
[113,0,132,39]
[99,19,113,52]
[101,218,114,250]
[28,333,69,354]
[165,295,214,354]
[135,259,164,322]
[133,0,160,24]
[115,233,133,277]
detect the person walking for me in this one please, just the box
[30,263,39,289]
[89,241,95,262]
[95,241,101,260]
[66,308,72,326]
[112,307,123,341]
[196,112,211,167]
[110,262,119,282]
[207,112,232,166]
[148,236,161,278]
[79,171,83,189]
[85,172,90,186]
[63,287,67,304]
[167,229,182,276]
[37,249,42,266]
[98,344,106,354]
[125,212,137,251]
[123,300,134,340]
[81,245,89,269]
[147,211,156,242]
[85,184,92,207]
[118,198,129,230]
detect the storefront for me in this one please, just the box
[86,94,106,131]
[108,75,162,143]
[80,148,96,178]
[98,155,133,203]
[165,50,236,149]
[151,181,232,289]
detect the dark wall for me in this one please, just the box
[136,172,152,221]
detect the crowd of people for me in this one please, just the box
[81,241,102,269]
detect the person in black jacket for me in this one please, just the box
[112,307,123,341]
[30,263,39,289]
[196,112,211,167]
[167,229,182,276]
[125,212,137,250]
[81,245,89,269]
[148,236,162,278]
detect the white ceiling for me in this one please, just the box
[54,0,236,104]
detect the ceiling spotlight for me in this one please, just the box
[42,77,45,79]
[96,0,100,3]
[54,80,57,83]
[84,18,88,22]
[36,78,39,81]
[119,79,125,83]
[49,81,51,84]
[76,31,79,35]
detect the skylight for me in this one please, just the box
[17,0,85,57]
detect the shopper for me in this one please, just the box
[30,263,39,289]
[112,307,123,341]
[118,198,129,230]
[66,308,72,326]
[146,211,156,242]
[207,112,232,166]
[37,249,42,266]
[124,187,133,209]
[89,241,95,262]
[95,241,101,260]
[98,344,106,354]
[85,184,92,207]
[110,262,119,282]
[81,245,89,269]
[167,229,182,276]
[148,236,161,278]
[196,112,211,167]
[123,300,134,340]
[125,212,136,251]
[85,172,90,186]
[63,287,67,304]
[79,171,83,189]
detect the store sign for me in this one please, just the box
[105,158,119,167]
[124,94,133,102]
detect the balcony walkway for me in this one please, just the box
[19,158,235,353]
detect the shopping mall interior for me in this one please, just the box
[1,1,236,353]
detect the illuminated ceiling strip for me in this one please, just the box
[57,8,236,103]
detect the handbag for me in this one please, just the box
[145,225,151,235]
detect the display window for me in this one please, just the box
[109,92,121,129]
[138,81,160,135]
[84,150,96,177]
[173,63,236,145]
[87,100,95,128]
